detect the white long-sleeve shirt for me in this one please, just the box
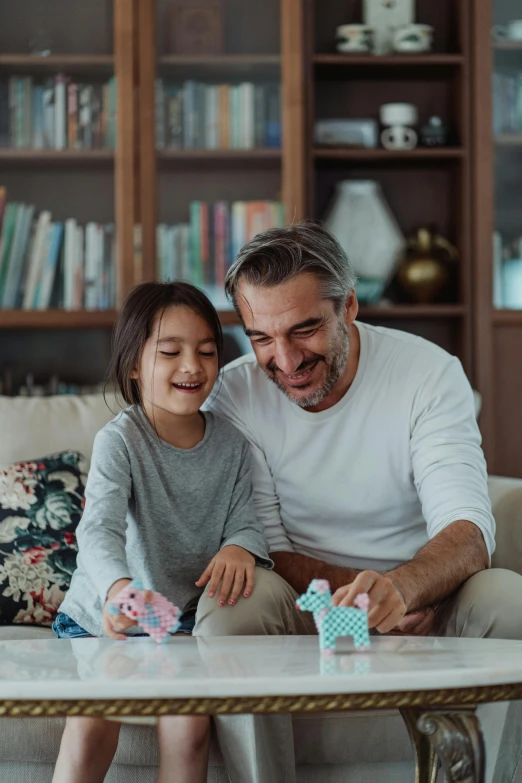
[207,322,495,572]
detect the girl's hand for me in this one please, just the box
[195,545,255,607]
[103,578,139,640]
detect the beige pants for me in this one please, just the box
[194,566,522,783]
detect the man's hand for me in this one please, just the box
[195,545,255,607]
[103,578,138,640]
[390,606,436,636]
[332,570,407,634]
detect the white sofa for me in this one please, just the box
[1,393,522,783]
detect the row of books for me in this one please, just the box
[492,72,522,135]
[0,189,116,310]
[156,201,285,300]
[155,80,281,150]
[0,75,117,150]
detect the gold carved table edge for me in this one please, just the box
[1,681,521,718]
[3,682,521,782]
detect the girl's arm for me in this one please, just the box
[77,427,133,605]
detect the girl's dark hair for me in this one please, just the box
[106,281,224,406]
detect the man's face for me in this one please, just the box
[237,273,354,408]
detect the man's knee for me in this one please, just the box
[451,568,522,639]
[194,567,313,637]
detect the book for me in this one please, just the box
[54,74,67,150]
[67,83,78,150]
[32,86,45,149]
[74,224,85,310]
[0,82,8,147]
[0,202,17,301]
[36,222,64,309]
[43,79,55,149]
[2,204,27,307]
[22,210,52,309]
[84,222,99,309]
[63,218,78,308]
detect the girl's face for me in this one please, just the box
[132,305,219,418]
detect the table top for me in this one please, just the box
[1,636,522,708]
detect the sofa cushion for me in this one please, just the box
[0,394,117,469]
[0,452,85,626]
[492,485,522,576]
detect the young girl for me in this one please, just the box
[52,281,272,783]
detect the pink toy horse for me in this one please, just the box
[108,579,181,643]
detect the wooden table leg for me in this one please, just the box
[400,708,485,783]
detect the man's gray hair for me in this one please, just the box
[225,220,357,315]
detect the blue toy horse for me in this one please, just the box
[296,579,370,654]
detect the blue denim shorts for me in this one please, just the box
[53,605,197,639]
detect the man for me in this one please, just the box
[195,221,522,783]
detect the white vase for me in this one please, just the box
[324,180,405,300]
[363,0,414,55]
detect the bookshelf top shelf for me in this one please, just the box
[314,53,464,67]
[0,54,114,72]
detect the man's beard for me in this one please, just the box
[265,321,350,408]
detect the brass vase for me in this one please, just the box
[396,228,458,304]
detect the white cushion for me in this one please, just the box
[0,394,118,469]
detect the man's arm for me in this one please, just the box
[275,519,488,634]
[271,551,361,596]
[386,519,489,612]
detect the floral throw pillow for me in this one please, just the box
[0,452,86,626]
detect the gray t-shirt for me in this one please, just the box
[60,405,272,636]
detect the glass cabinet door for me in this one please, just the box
[153,0,283,321]
[492,0,522,310]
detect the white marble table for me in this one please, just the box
[1,634,522,783]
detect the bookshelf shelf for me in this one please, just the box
[0,150,114,166]
[314,147,466,161]
[0,310,118,329]
[314,54,464,67]
[493,42,522,50]
[495,135,522,146]
[492,309,522,326]
[0,54,114,72]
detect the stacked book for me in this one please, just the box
[0,188,116,310]
[156,200,284,305]
[492,72,522,135]
[155,80,281,150]
[0,74,117,150]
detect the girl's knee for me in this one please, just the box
[64,716,120,751]
[159,716,210,757]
